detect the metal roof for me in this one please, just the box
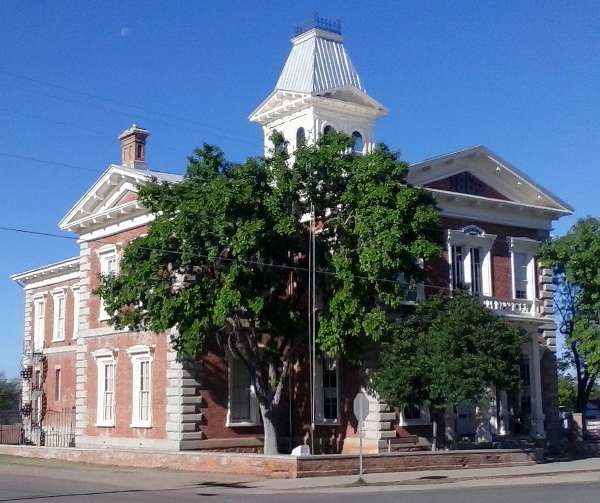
[275,28,364,95]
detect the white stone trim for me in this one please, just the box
[447,228,496,296]
[51,290,66,342]
[43,346,77,355]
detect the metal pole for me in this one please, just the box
[358,399,364,483]
[311,203,317,449]
[308,202,314,456]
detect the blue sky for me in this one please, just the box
[0,1,598,377]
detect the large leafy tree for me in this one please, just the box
[98,133,440,453]
[540,218,600,413]
[0,372,20,410]
[372,294,523,450]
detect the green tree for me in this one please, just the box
[372,294,522,450]
[97,133,440,454]
[540,218,600,413]
[0,372,20,410]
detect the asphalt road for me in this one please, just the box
[0,456,599,502]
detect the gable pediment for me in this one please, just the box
[425,171,510,201]
[408,146,573,214]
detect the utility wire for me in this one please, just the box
[1,225,458,292]
[0,70,259,147]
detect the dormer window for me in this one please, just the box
[352,131,364,153]
[296,127,306,148]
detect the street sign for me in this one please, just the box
[353,392,370,482]
[353,392,369,422]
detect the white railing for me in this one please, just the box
[481,296,540,317]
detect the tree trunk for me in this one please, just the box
[259,403,280,455]
[431,409,446,451]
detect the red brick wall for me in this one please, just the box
[85,331,168,440]
[426,217,548,300]
[43,353,76,412]
[87,226,148,330]
[29,278,80,350]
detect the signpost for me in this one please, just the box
[353,392,369,483]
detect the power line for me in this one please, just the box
[1,225,456,292]
[0,70,259,147]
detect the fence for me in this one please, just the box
[0,407,75,447]
[0,409,22,445]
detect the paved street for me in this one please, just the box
[1,455,600,502]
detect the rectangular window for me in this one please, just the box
[403,403,421,420]
[514,252,529,299]
[230,358,252,423]
[320,357,339,423]
[398,272,418,302]
[53,294,65,341]
[54,368,61,401]
[72,287,80,339]
[132,357,152,427]
[470,247,482,295]
[97,360,115,426]
[451,245,464,290]
[33,299,45,352]
[99,252,118,321]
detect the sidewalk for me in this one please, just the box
[247,457,600,492]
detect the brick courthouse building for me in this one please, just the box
[12,22,573,454]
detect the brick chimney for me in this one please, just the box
[118,124,149,169]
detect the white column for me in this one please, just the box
[528,332,546,438]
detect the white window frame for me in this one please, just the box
[397,404,431,426]
[398,259,425,304]
[509,237,539,301]
[33,294,46,352]
[316,356,341,426]
[93,348,117,427]
[71,285,80,340]
[448,228,496,297]
[52,288,67,342]
[226,354,260,427]
[97,245,118,321]
[127,345,154,428]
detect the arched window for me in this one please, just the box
[352,131,364,153]
[296,127,306,147]
[323,125,336,136]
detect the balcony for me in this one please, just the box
[481,296,541,318]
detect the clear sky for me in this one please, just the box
[0,1,598,377]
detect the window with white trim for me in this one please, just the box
[227,356,259,426]
[448,227,496,297]
[128,345,153,428]
[509,237,539,301]
[72,286,80,339]
[316,356,340,424]
[52,291,66,341]
[98,247,118,321]
[93,351,116,427]
[398,260,425,303]
[33,297,45,352]
[398,403,431,426]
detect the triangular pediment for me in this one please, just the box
[408,146,573,214]
[425,171,510,201]
[58,164,182,233]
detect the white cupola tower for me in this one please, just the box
[249,16,388,156]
